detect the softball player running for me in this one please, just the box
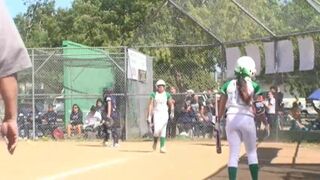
[147,79,174,153]
[217,56,261,180]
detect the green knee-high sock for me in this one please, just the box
[249,164,259,180]
[228,167,237,180]
[160,137,166,148]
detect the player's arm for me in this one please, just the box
[0,75,18,154]
[217,94,227,123]
[107,100,112,118]
[217,80,230,123]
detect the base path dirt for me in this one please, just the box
[0,140,319,180]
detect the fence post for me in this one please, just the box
[32,49,36,140]
[124,46,128,141]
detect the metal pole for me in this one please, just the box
[221,44,227,82]
[168,0,223,45]
[124,46,128,141]
[307,0,320,13]
[274,40,279,142]
[32,49,36,140]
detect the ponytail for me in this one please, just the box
[237,76,251,105]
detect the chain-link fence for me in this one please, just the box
[0,43,317,143]
[15,46,126,140]
[11,44,223,141]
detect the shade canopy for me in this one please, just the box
[307,89,320,100]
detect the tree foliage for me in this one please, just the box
[14,0,320,95]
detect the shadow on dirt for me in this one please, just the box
[204,142,320,180]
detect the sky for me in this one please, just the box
[4,0,74,18]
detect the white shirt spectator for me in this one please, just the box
[84,111,102,127]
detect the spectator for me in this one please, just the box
[95,98,104,114]
[178,89,196,135]
[43,104,58,125]
[253,95,268,130]
[102,89,120,147]
[67,104,83,137]
[265,91,276,131]
[95,98,105,138]
[190,93,200,115]
[190,93,203,137]
[289,102,307,131]
[205,89,216,114]
[199,105,214,138]
[253,95,270,139]
[84,105,102,128]
[39,104,58,137]
[270,86,284,113]
[177,93,197,136]
[167,86,178,138]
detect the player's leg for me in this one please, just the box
[153,113,161,151]
[153,112,168,152]
[241,116,259,180]
[102,123,110,146]
[159,117,169,153]
[226,115,242,180]
[77,124,82,135]
[67,124,72,137]
[111,126,119,147]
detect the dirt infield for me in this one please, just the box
[0,139,319,180]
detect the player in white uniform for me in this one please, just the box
[217,56,261,180]
[147,79,174,153]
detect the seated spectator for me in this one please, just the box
[177,98,196,135]
[199,105,214,138]
[289,102,307,131]
[43,103,58,125]
[84,105,102,129]
[67,104,83,137]
[95,98,104,114]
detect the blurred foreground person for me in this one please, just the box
[0,0,32,154]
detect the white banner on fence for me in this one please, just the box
[245,44,261,76]
[127,49,147,81]
[264,42,276,74]
[298,37,314,71]
[264,40,294,74]
[277,40,294,73]
[226,47,241,78]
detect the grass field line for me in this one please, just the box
[39,157,129,180]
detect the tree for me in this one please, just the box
[14,0,320,95]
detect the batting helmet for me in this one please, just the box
[234,56,256,78]
[155,79,166,87]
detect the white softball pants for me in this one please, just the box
[226,114,258,167]
[153,111,168,138]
